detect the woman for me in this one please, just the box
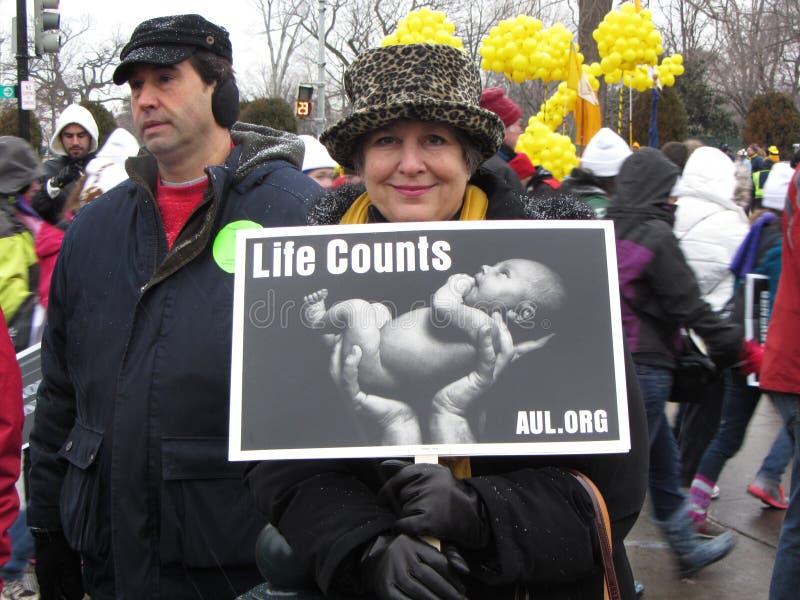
[607,147,744,576]
[687,163,795,529]
[245,44,648,599]
[671,146,749,486]
[299,135,339,190]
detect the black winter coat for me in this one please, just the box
[28,123,321,599]
[246,169,649,599]
[33,153,96,225]
[607,148,743,370]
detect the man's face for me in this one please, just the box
[128,61,216,160]
[23,179,42,202]
[504,119,523,150]
[306,168,337,190]
[60,124,92,159]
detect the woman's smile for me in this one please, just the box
[390,184,436,198]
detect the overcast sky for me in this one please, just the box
[1,0,269,78]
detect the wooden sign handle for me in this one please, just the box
[414,454,441,550]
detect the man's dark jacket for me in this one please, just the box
[28,123,321,599]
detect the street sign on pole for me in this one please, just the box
[0,85,16,99]
[20,80,36,110]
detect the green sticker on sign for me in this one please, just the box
[213,220,262,273]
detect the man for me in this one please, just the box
[748,143,765,171]
[33,104,99,225]
[28,14,320,599]
[762,161,800,600]
[766,145,781,166]
[478,87,530,193]
[561,127,632,218]
[0,137,43,351]
[479,87,559,198]
[752,153,775,212]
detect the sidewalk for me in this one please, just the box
[626,397,787,599]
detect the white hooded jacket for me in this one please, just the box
[48,104,99,156]
[673,146,749,311]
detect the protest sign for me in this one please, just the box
[744,273,770,387]
[16,343,41,448]
[229,221,629,460]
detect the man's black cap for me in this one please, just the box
[113,14,232,85]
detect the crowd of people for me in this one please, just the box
[1,11,798,600]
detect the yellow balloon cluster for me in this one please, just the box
[655,54,684,87]
[618,53,683,92]
[479,17,576,84]
[516,121,579,181]
[535,82,576,130]
[478,16,544,83]
[593,2,662,81]
[381,8,463,49]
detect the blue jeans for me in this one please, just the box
[0,508,34,581]
[769,391,800,600]
[635,364,685,521]
[759,423,793,485]
[697,370,792,485]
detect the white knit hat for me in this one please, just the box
[299,135,337,172]
[762,161,794,210]
[580,127,632,177]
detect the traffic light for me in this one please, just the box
[296,84,313,119]
[34,0,61,55]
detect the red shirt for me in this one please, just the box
[156,177,208,250]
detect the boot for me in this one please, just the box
[659,505,736,577]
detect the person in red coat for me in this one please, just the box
[761,161,800,600]
[0,310,24,594]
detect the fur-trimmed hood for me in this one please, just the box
[230,122,304,182]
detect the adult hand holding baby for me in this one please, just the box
[329,338,423,445]
[429,318,512,443]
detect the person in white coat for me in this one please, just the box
[673,146,750,311]
[672,146,750,492]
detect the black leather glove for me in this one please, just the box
[50,162,83,189]
[379,462,490,549]
[33,530,84,600]
[362,534,466,600]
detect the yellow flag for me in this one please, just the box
[567,45,601,147]
[567,45,582,93]
[574,96,602,147]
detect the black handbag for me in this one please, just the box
[670,331,718,402]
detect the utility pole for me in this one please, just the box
[316,0,326,138]
[16,0,30,141]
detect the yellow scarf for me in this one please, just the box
[339,184,489,224]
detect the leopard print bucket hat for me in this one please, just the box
[320,44,505,169]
